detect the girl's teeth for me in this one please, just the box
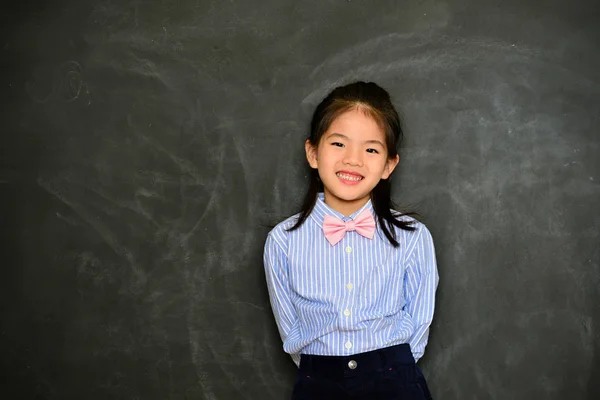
[337,173,362,181]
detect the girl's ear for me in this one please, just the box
[382,155,399,179]
[305,139,318,169]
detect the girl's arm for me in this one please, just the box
[404,224,440,363]
[263,232,301,366]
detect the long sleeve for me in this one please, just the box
[403,224,439,363]
[263,232,301,366]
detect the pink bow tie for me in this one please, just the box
[322,209,376,246]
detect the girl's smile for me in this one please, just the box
[336,170,364,184]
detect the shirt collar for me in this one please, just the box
[309,193,374,227]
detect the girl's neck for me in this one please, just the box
[323,193,370,217]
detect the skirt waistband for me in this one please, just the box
[299,343,415,378]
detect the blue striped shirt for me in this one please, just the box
[264,193,439,366]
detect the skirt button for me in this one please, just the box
[348,360,357,369]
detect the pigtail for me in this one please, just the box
[371,179,418,247]
[287,168,321,231]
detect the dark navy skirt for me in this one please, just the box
[292,344,433,400]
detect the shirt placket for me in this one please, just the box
[341,228,356,353]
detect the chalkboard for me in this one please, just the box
[2,0,599,399]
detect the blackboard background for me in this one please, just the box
[2,0,599,399]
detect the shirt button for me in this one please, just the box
[346,283,353,290]
[348,360,357,369]
[345,246,352,253]
[345,341,352,349]
[343,309,351,317]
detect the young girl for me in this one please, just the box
[264,81,438,400]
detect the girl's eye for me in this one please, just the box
[331,142,344,147]
[366,148,379,154]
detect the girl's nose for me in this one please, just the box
[343,148,363,166]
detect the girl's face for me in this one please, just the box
[305,108,399,216]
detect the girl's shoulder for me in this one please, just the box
[272,213,302,231]
[389,210,433,239]
[391,210,418,223]
[266,213,302,245]
[390,210,421,228]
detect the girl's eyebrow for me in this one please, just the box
[364,139,385,148]
[328,132,385,147]
[327,133,349,140]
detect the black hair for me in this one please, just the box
[288,81,417,247]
